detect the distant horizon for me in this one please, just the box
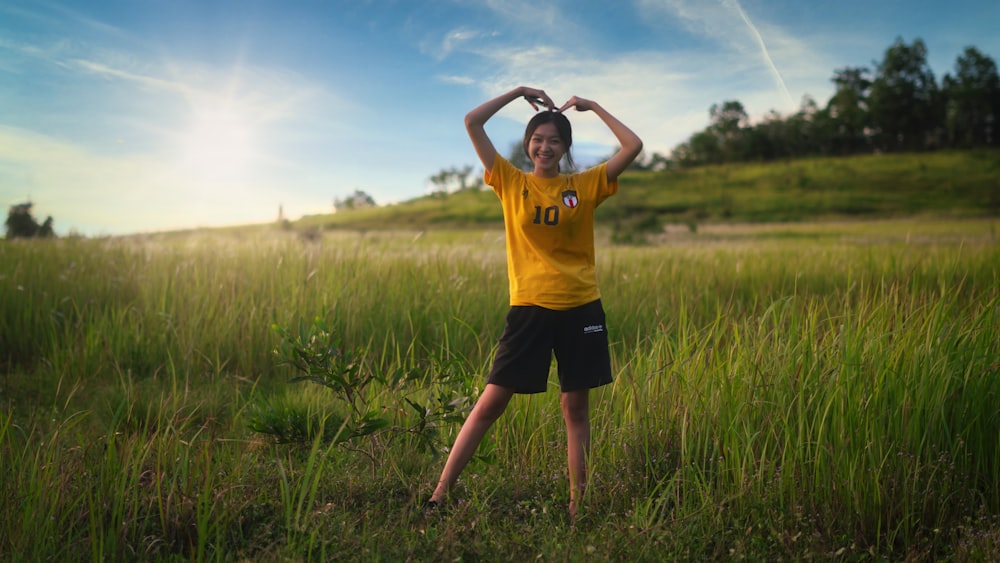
[7,139,1000,239]
[2,0,998,236]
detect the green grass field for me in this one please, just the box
[2,217,998,560]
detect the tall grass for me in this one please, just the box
[1,219,998,560]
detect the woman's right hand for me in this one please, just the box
[521,87,555,112]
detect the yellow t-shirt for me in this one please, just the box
[486,155,618,310]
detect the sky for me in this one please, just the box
[2,0,998,236]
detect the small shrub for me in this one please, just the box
[250,318,473,472]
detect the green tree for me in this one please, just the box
[790,95,830,157]
[826,66,873,154]
[428,165,480,194]
[644,152,672,171]
[671,101,746,167]
[736,96,831,163]
[746,110,785,160]
[333,190,377,211]
[5,202,55,239]
[672,129,721,167]
[710,100,750,161]
[942,46,1000,147]
[868,37,944,152]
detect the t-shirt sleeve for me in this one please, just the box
[485,155,522,200]
[581,162,618,206]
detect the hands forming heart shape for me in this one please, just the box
[522,89,596,114]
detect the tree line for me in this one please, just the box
[657,38,999,169]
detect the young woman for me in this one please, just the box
[428,86,642,518]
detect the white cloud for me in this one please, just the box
[72,57,190,96]
[421,27,481,60]
[636,0,835,109]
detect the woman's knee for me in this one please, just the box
[472,385,513,422]
[560,390,590,424]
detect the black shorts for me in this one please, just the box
[487,299,613,394]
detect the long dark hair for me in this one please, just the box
[522,111,574,171]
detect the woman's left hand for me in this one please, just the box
[558,96,597,113]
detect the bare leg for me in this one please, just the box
[560,389,590,519]
[429,383,515,503]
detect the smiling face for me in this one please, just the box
[527,122,566,177]
[523,111,573,178]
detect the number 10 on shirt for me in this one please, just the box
[533,205,560,226]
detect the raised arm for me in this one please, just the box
[465,86,555,172]
[558,97,643,182]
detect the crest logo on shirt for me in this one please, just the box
[561,190,578,209]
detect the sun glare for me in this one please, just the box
[180,106,254,181]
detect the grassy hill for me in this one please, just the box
[298,149,1000,232]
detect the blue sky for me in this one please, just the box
[2,0,997,235]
